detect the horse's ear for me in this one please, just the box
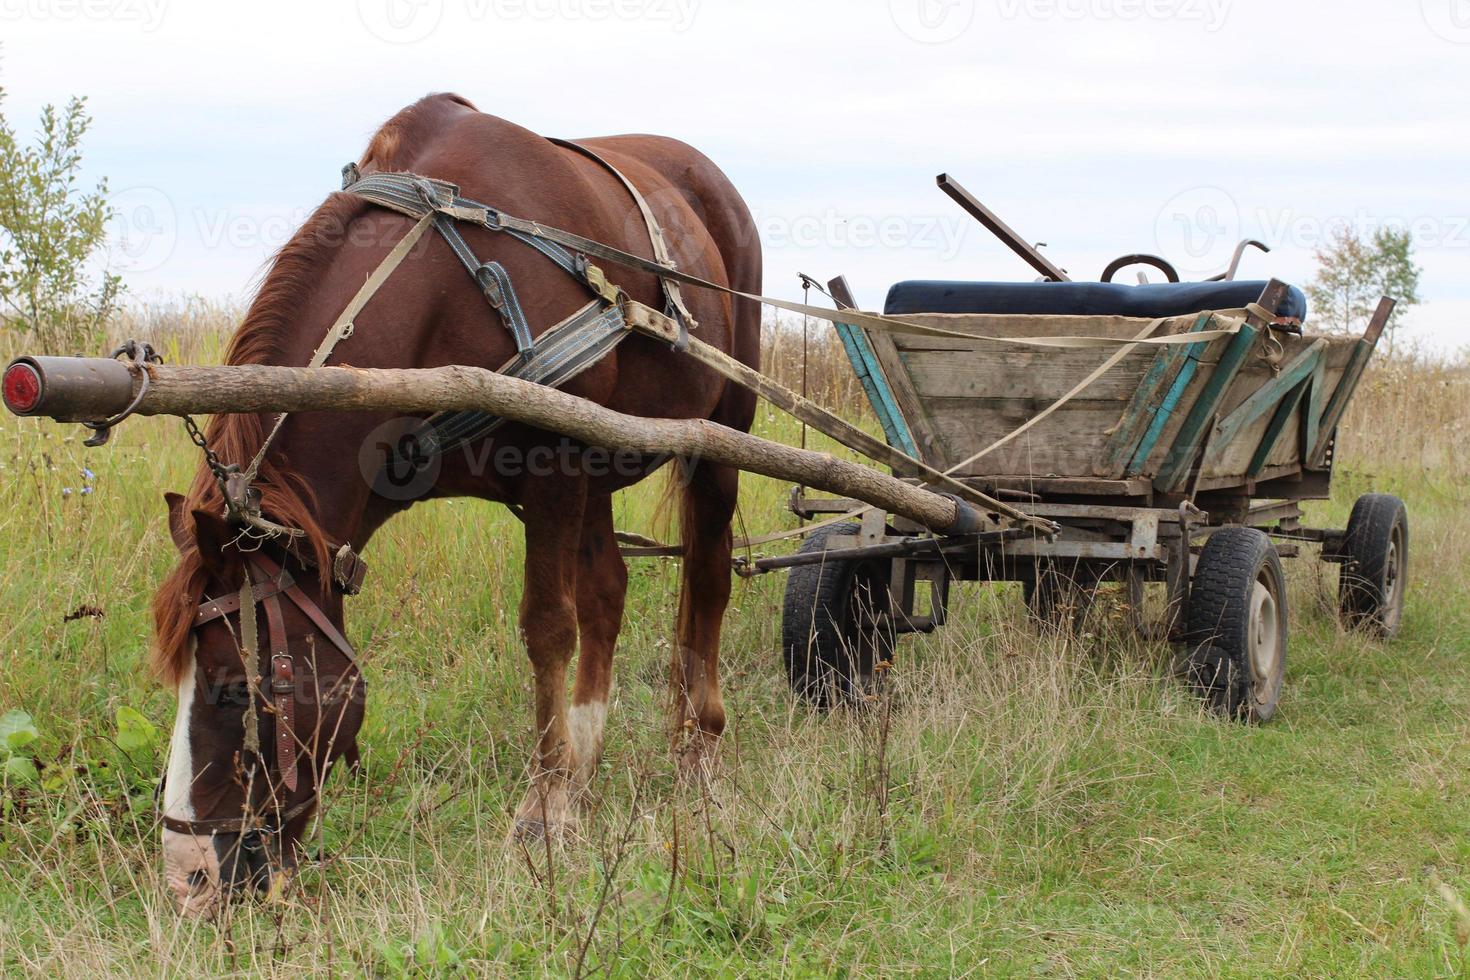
[189,508,235,578]
[164,492,191,552]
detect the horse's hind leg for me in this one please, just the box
[670,459,739,779]
[512,476,587,839]
[569,493,627,794]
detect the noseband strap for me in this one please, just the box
[160,792,318,838]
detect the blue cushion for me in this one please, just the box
[883,280,1307,322]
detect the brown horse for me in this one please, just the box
[152,93,760,916]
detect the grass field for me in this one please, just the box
[0,316,1468,976]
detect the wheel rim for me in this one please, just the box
[1248,577,1281,699]
[1381,523,1405,628]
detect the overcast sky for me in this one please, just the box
[2,0,1466,351]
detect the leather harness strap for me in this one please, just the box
[194,572,291,628]
[263,589,297,793]
[548,137,697,344]
[163,549,362,836]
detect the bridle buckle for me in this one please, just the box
[270,654,294,696]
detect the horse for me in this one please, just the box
[151,93,761,917]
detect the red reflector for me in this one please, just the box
[3,363,43,414]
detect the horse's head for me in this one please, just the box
[155,488,365,917]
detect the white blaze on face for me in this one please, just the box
[160,656,222,916]
[163,657,197,822]
[568,700,608,791]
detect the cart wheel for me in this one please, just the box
[1338,493,1408,638]
[1186,527,1287,722]
[781,523,896,708]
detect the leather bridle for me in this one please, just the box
[159,547,366,838]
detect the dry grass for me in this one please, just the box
[0,310,1467,975]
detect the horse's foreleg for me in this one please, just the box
[569,494,626,794]
[512,476,587,839]
[671,459,738,779]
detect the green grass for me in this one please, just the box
[1,354,1469,976]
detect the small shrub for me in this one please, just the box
[0,80,119,352]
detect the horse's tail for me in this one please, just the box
[652,455,692,554]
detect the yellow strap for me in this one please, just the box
[945,314,1177,471]
[244,212,437,481]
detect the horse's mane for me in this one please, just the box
[148,93,479,686]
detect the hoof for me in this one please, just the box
[509,814,578,844]
[510,779,578,844]
[675,732,720,785]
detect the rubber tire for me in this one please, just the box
[781,523,896,709]
[1186,527,1287,723]
[1338,493,1408,638]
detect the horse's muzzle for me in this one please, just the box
[163,829,279,916]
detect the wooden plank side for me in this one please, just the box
[1124,321,1223,478]
[1246,377,1311,475]
[830,278,945,467]
[888,310,1212,349]
[1095,313,1216,479]
[1154,323,1262,491]
[1202,339,1327,472]
[1152,278,1295,491]
[833,321,919,457]
[923,399,1136,477]
[1207,338,1353,479]
[897,348,1160,402]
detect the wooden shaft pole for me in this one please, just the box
[19,359,1022,535]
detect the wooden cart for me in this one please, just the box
[780,276,1407,722]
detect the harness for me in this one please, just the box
[338,142,694,464]
[160,548,364,837]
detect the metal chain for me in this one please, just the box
[181,412,234,486]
